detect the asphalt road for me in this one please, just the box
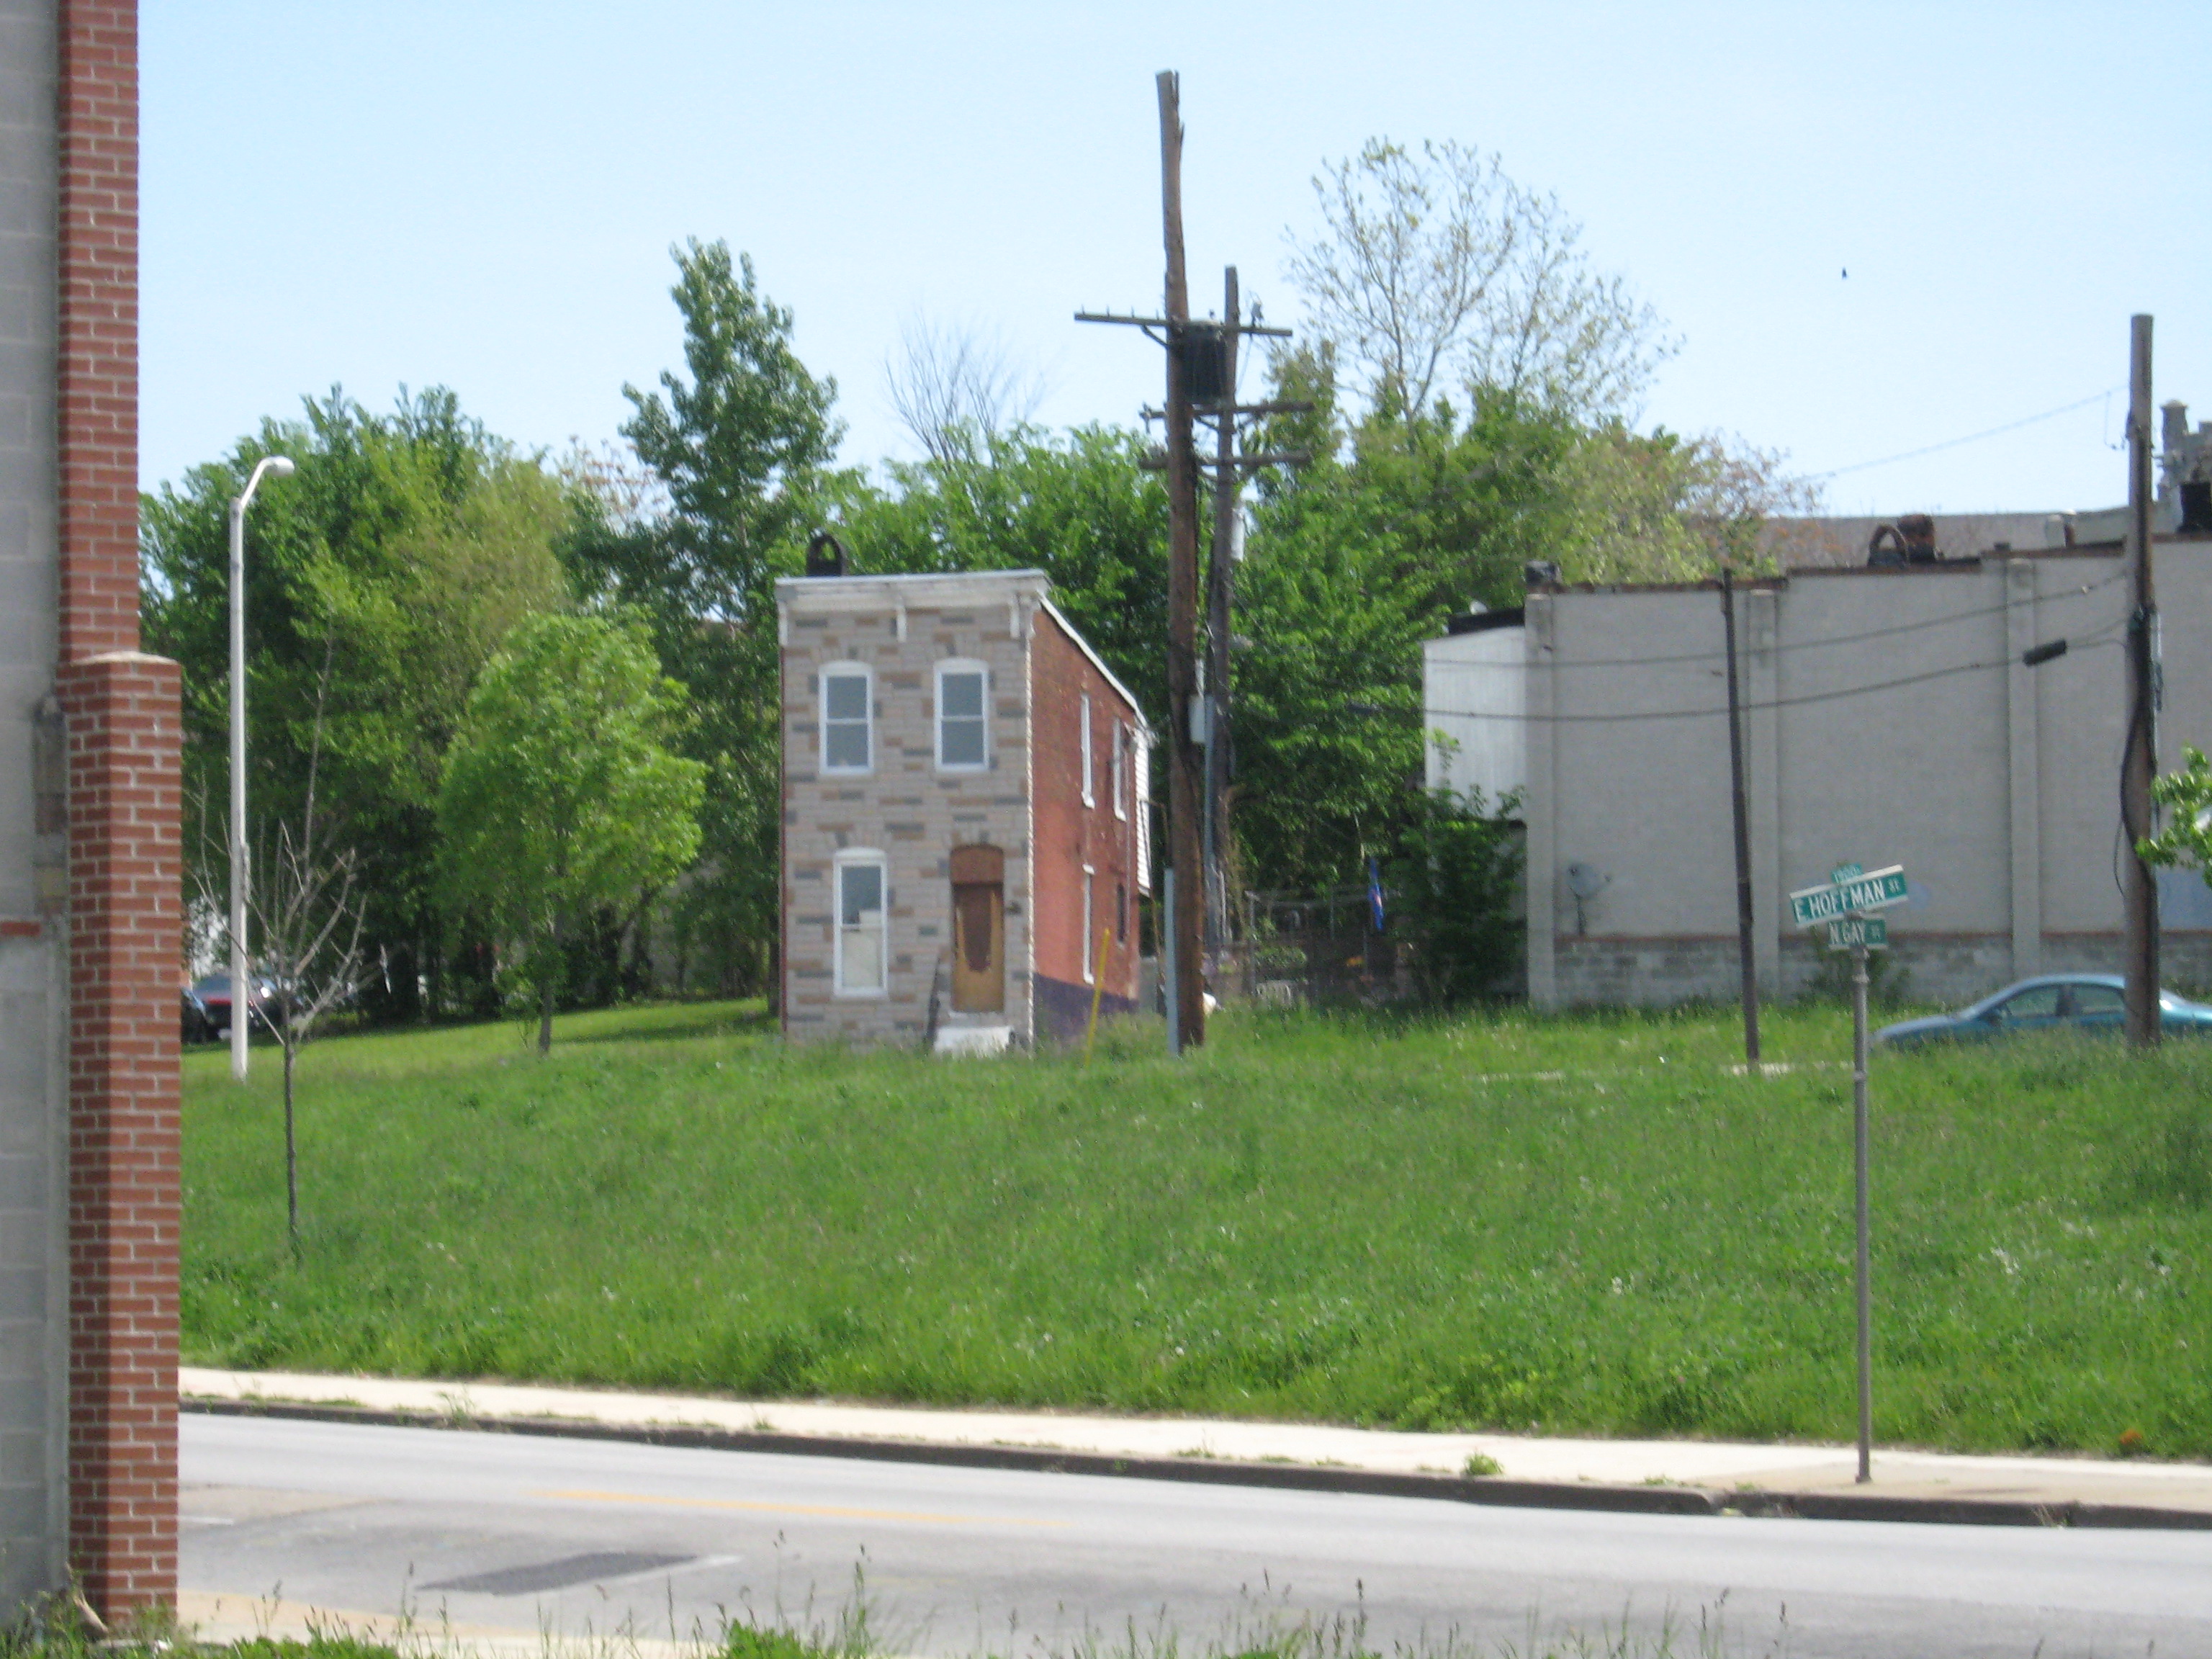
[181,1413,2211,1659]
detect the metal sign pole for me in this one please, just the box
[1851,938,1873,1484]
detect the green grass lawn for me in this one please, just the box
[181,997,2212,1460]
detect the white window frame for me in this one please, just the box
[819,662,873,776]
[1133,732,1153,892]
[935,659,990,773]
[832,848,889,998]
[1080,691,1094,807]
[1081,864,1096,984]
[1111,724,1128,820]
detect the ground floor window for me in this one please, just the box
[835,853,888,995]
[1082,866,1096,984]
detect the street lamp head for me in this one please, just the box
[266,456,296,479]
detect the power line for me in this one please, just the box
[1417,631,2121,725]
[1522,570,2127,671]
[1250,569,2128,673]
[1807,387,2123,481]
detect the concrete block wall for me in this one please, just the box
[1515,546,2212,1013]
[0,0,63,1606]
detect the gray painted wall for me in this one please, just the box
[0,0,65,1606]
[1426,545,2212,1008]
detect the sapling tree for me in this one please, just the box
[198,637,368,1253]
[437,613,706,1054]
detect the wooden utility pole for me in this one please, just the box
[2123,313,2162,1048]
[1157,70,1207,1049]
[1203,266,1241,966]
[1721,567,1761,1064]
[1075,78,1301,1051]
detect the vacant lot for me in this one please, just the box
[182,999,2212,1458]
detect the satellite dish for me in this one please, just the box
[1566,862,1609,900]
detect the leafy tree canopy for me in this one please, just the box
[438,612,706,1052]
[829,424,1171,724]
[141,387,575,1015]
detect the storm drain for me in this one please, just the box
[425,1551,693,1596]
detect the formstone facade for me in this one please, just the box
[778,570,1148,1047]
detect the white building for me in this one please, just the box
[1424,535,2212,1007]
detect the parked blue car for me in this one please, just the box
[1876,974,2212,1047]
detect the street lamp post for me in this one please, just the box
[228,454,295,1082]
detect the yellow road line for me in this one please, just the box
[537,1488,1069,1528]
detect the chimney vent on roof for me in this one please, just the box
[1867,513,1940,567]
[805,530,853,577]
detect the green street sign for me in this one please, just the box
[1826,915,1888,950]
[1830,863,1863,885]
[1789,864,1908,928]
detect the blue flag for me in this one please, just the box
[1368,858,1386,932]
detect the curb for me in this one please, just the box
[181,1397,2212,1532]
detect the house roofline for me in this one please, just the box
[776,567,1151,739]
[1036,595,1151,739]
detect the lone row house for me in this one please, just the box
[778,565,1151,1048]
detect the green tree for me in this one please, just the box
[828,424,1170,722]
[569,241,842,998]
[142,388,574,1020]
[437,613,706,1053]
[2141,746,2212,880]
[1387,787,1525,1004]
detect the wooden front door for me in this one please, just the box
[949,844,1005,1014]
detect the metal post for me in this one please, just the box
[1851,938,1873,1484]
[1163,866,1181,1056]
[1204,266,1240,968]
[1722,568,1761,1063]
[225,454,294,1082]
[228,493,251,1082]
[2123,313,2162,1048]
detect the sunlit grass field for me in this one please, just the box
[181,995,2212,1459]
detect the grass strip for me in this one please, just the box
[181,999,2212,1459]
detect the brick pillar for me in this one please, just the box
[55,0,170,1620]
[57,0,140,666]
[55,655,179,1619]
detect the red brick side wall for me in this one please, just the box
[55,655,179,1618]
[56,0,174,1620]
[1028,614,1142,1015]
[58,0,140,663]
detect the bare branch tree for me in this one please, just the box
[194,635,367,1253]
[1285,138,1676,422]
[885,313,1046,464]
[558,436,671,532]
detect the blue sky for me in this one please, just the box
[145,2,2211,518]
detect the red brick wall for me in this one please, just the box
[55,655,179,1618]
[58,0,140,662]
[56,0,175,1620]
[1029,613,1142,1015]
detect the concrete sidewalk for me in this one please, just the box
[181,1367,2212,1527]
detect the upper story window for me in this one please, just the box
[820,664,872,773]
[1112,724,1129,820]
[1080,691,1094,807]
[936,661,989,771]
